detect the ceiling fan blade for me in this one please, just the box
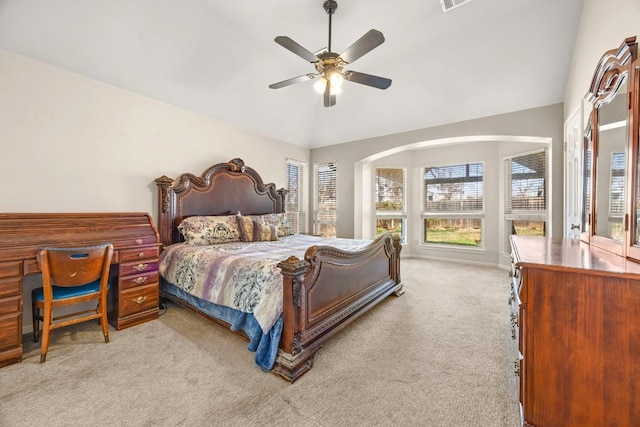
[274,36,319,63]
[344,70,392,89]
[324,79,336,107]
[269,73,319,89]
[339,29,385,64]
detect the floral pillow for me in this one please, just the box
[178,215,241,245]
[262,213,295,237]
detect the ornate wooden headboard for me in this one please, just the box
[155,158,287,248]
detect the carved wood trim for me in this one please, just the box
[587,36,637,108]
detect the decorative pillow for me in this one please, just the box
[236,214,264,242]
[178,215,241,245]
[262,213,295,237]
[252,220,278,242]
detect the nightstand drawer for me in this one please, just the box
[118,283,158,317]
[119,271,159,291]
[119,261,158,277]
[119,247,159,263]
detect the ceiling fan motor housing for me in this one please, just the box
[323,1,338,15]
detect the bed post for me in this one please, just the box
[275,255,312,382]
[155,175,175,249]
[391,233,404,296]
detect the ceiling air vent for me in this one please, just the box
[440,0,473,13]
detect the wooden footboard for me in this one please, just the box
[275,232,403,382]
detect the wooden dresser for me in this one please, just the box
[0,212,161,368]
[510,235,640,427]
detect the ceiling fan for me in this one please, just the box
[268,0,392,107]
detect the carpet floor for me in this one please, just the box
[0,258,520,426]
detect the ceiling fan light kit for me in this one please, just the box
[269,0,391,107]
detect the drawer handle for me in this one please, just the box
[133,296,147,304]
[138,252,146,258]
[133,277,148,285]
[136,239,143,245]
[134,263,148,271]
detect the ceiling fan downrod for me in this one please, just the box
[324,0,337,52]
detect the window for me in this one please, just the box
[506,150,547,237]
[375,168,405,242]
[285,159,306,234]
[423,162,484,246]
[609,151,625,240]
[313,161,337,237]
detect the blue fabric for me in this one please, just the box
[32,279,102,301]
[160,280,283,371]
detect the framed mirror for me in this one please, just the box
[584,37,636,255]
[627,59,640,260]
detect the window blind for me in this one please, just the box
[286,159,306,233]
[510,151,546,211]
[423,163,483,212]
[375,168,404,211]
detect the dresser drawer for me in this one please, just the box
[0,261,21,280]
[119,246,159,263]
[0,295,21,315]
[119,261,158,277]
[119,271,159,291]
[0,312,21,352]
[118,283,158,317]
[0,278,22,298]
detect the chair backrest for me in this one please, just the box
[38,244,114,288]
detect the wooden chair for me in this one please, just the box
[32,243,114,362]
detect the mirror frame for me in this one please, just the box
[583,36,637,256]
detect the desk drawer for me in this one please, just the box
[118,283,158,317]
[120,247,159,263]
[0,278,22,298]
[0,261,21,280]
[119,261,158,277]
[119,271,159,291]
[0,295,21,315]
[0,312,21,351]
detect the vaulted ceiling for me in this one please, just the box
[0,0,583,148]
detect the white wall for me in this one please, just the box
[0,50,309,215]
[311,104,564,267]
[0,49,309,332]
[564,0,640,118]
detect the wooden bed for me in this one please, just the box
[154,158,403,382]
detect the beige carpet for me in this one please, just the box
[0,258,519,427]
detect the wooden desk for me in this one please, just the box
[0,212,161,368]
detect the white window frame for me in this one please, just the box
[374,167,406,243]
[285,158,307,234]
[504,149,548,240]
[421,161,485,248]
[313,161,337,237]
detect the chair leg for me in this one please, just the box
[32,299,40,343]
[100,298,109,344]
[40,307,52,363]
